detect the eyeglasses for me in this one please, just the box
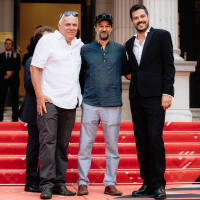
[60,11,78,19]
[96,14,112,20]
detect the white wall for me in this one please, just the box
[0,0,14,53]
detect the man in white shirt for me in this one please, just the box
[30,11,83,199]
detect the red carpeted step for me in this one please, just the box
[1,156,200,170]
[163,132,200,143]
[0,145,27,155]
[1,132,200,143]
[0,170,199,184]
[68,156,200,170]
[0,170,72,184]
[1,143,200,155]
[0,122,28,131]
[70,132,200,143]
[68,144,200,155]
[0,133,28,143]
[0,157,27,169]
[71,170,200,184]
[1,122,200,131]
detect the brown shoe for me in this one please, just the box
[77,185,89,196]
[104,185,122,196]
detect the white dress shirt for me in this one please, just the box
[5,51,12,58]
[31,30,84,109]
[133,27,151,66]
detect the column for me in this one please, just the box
[0,0,14,52]
[113,0,141,44]
[166,62,196,122]
[143,0,183,61]
[143,0,197,122]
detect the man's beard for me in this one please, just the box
[99,31,110,40]
[135,21,149,33]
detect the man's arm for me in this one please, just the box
[24,58,34,93]
[30,65,52,116]
[79,47,87,94]
[30,35,52,115]
[161,31,176,110]
[0,55,11,79]
[125,74,131,80]
[121,47,132,79]
[9,53,21,73]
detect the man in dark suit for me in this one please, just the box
[0,38,21,121]
[124,5,175,199]
[19,26,54,193]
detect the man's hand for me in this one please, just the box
[30,65,52,116]
[122,41,127,51]
[162,95,172,110]
[6,71,14,76]
[36,93,52,116]
[4,75,11,80]
[125,73,131,80]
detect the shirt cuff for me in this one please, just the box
[163,94,173,97]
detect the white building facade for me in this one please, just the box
[0,0,199,122]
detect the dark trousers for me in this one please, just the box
[37,103,76,189]
[0,79,19,121]
[26,124,40,186]
[130,92,166,189]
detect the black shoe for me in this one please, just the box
[24,184,42,193]
[40,188,52,199]
[132,184,154,196]
[52,186,76,196]
[154,186,166,199]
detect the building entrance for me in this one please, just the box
[19,3,82,95]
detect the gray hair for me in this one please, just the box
[59,14,78,25]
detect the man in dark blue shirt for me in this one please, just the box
[77,13,130,196]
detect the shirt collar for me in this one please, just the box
[55,30,76,45]
[5,51,12,56]
[95,40,111,47]
[55,30,65,40]
[134,26,151,38]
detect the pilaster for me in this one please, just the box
[143,0,183,61]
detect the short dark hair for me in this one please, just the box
[5,38,13,45]
[130,4,149,20]
[33,26,54,44]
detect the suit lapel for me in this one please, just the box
[9,52,13,66]
[3,52,7,66]
[129,36,139,67]
[140,28,154,65]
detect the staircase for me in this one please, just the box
[3,107,82,122]
[0,122,200,185]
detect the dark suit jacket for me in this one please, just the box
[125,27,175,99]
[19,57,37,125]
[0,52,21,81]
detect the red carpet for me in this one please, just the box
[0,122,200,185]
[1,184,200,200]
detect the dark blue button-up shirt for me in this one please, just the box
[80,40,130,107]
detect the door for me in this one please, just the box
[19,3,82,95]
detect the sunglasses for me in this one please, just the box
[96,14,112,20]
[60,11,78,19]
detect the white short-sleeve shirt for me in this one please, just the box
[31,30,84,109]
